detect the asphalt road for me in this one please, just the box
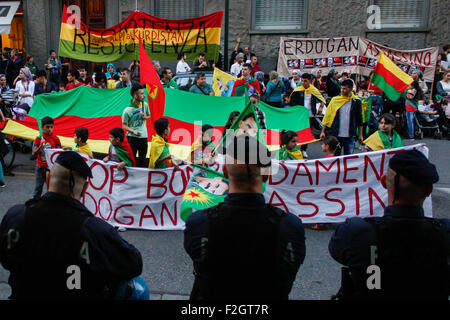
[0,137,448,300]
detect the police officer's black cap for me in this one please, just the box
[55,151,93,179]
[226,134,272,167]
[389,150,439,184]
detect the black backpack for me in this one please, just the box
[191,203,288,300]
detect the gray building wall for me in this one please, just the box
[23,0,449,74]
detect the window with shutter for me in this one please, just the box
[252,0,307,31]
[370,0,429,29]
[154,0,204,20]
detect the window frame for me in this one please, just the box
[366,0,430,32]
[250,0,309,34]
[152,0,205,20]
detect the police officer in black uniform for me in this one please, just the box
[329,150,450,299]
[0,151,143,299]
[184,134,306,300]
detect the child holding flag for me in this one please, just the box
[363,113,403,152]
[278,130,303,160]
[103,127,136,170]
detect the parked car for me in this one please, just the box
[172,72,214,92]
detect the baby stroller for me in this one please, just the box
[414,112,442,140]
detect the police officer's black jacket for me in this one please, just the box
[329,205,450,299]
[0,192,143,300]
[184,193,306,300]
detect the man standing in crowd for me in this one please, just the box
[329,150,450,300]
[160,67,179,89]
[230,53,244,78]
[0,151,143,299]
[116,69,139,89]
[229,37,244,70]
[184,134,306,300]
[320,79,363,155]
[65,69,84,91]
[189,73,214,96]
[78,65,93,85]
[45,50,61,85]
[290,73,326,157]
[249,54,262,78]
[193,53,212,72]
[122,84,151,168]
[34,70,57,96]
[243,45,254,64]
[232,63,261,97]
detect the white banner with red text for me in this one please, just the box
[45,144,432,230]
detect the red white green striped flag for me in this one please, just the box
[370,52,414,101]
[1,87,315,158]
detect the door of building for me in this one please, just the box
[63,0,106,75]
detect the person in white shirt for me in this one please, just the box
[15,67,35,113]
[176,52,191,74]
[230,53,244,78]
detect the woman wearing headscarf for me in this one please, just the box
[264,70,285,108]
[326,69,341,98]
[105,63,118,79]
[411,68,428,96]
[15,68,35,113]
[289,70,301,90]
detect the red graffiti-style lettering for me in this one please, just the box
[147,170,168,199]
[297,189,319,217]
[343,155,359,183]
[89,162,109,191]
[113,204,134,225]
[355,188,360,216]
[315,158,340,185]
[169,169,187,196]
[139,205,158,227]
[97,196,113,221]
[291,163,313,185]
[368,187,386,216]
[109,166,129,194]
[160,201,178,226]
[324,188,345,216]
[82,192,97,215]
[363,153,385,182]
[269,163,289,185]
[268,190,289,213]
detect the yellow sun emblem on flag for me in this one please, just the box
[183,187,215,206]
[146,84,159,100]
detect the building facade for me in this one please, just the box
[17,0,450,73]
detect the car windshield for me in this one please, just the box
[174,74,214,91]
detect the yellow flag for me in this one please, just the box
[212,67,236,96]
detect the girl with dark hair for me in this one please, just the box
[278,130,303,160]
[322,135,342,157]
[363,113,402,152]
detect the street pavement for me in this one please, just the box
[0,137,448,300]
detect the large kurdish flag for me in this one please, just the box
[1,86,315,159]
[59,5,223,62]
[371,52,414,101]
